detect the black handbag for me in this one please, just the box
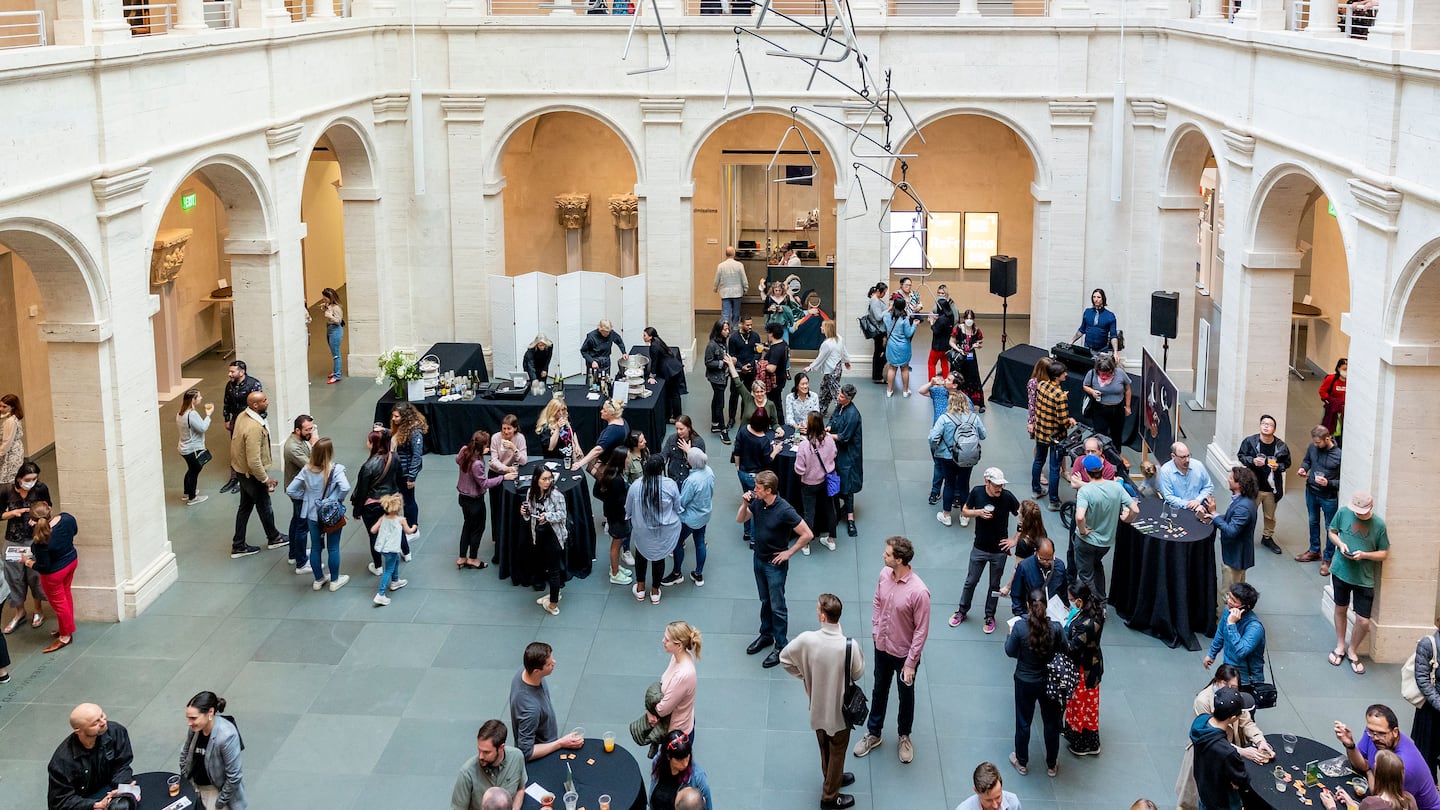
[1249,647,1278,710]
[858,313,883,339]
[195,448,213,466]
[841,637,868,728]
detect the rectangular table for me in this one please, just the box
[375,381,666,456]
[989,343,1138,448]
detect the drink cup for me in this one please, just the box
[1268,457,1278,469]
[604,732,616,752]
[541,794,555,809]
[564,791,579,810]
[1282,734,1296,754]
[571,726,585,741]
[167,775,180,797]
[599,795,612,810]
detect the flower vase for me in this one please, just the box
[392,379,405,399]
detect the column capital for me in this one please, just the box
[337,186,381,202]
[640,98,686,124]
[91,167,152,221]
[1241,249,1303,270]
[372,95,410,125]
[441,95,486,124]
[1129,99,1168,129]
[1347,178,1402,234]
[1049,101,1097,127]
[39,319,113,343]
[1221,129,1256,168]
[1158,193,1202,211]
[266,122,305,161]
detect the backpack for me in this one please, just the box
[1402,634,1439,708]
[950,413,982,467]
[1045,648,1080,705]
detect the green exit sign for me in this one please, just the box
[1327,200,1336,218]
[180,192,197,211]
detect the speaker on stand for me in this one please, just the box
[1150,290,1182,438]
[982,255,1018,385]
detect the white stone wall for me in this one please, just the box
[3,14,1440,654]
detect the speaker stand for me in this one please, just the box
[982,295,1011,386]
[1160,336,1187,440]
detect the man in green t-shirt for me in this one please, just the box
[1327,491,1389,675]
[1074,456,1138,600]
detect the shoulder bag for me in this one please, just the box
[842,637,868,728]
[1249,645,1279,710]
[1402,634,1439,708]
[316,468,348,531]
[858,309,884,339]
[194,448,213,467]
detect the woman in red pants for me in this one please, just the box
[25,502,77,654]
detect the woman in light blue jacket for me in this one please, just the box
[285,438,351,592]
[181,691,246,810]
[627,455,681,605]
[176,389,214,505]
[882,295,919,398]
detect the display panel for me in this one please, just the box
[888,210,927,269]
[963,212,999,270]
[930,212,961,269]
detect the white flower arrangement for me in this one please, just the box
[376,348,421,396]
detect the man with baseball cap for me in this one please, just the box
[1074,454,1137,600]
[950,467,1020,634]
[1189,687,1252,810]
[1326,491,1389,675]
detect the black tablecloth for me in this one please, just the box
[132,771,200,809]
[1242,735,1358,810]
[375,381,666,456]
[496,460,597,586]
[1110,497,1218,651]
[988,343,1138,448]
[769,426,806,507]
[523,738,646,810]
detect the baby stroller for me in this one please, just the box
[1057,425,1137,571]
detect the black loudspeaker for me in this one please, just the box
[989,255,1018,298]
[1150,291,1180,339]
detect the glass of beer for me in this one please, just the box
[599,795,612,810]
[604,731,616,753]
[167,775,181,797]
[1267,456,1279,470]
[1274,767,1287,793]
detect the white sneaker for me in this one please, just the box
[373,593,391,606]
[328,574,350,592]
[801,545,811,556]
[541,600,560,616]
[186,494,208,506]
[886,390,893,398]
[820,537,836,551]
[903,390,912,398]
[368,563,383,576]
[294,563,313,576]
[389,579,408,591]
[959,516,971,528]
[609,569,634,585]
[402,553,413,562]
[312,579,325,591]
[621,550,635,567]
[936,511,953,527]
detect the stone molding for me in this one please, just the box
[39,319,113,343]
[440,95,486,124]
[372,95,410,125]
[1049,100,1097,126]
[1221,129,1256,169]
[91,167,152,221]
[265,122,305,161]
[1348,178,1403,234]
[1129,99,1168,130]
[639,98,685,124]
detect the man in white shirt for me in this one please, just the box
[955,761,1022,810]
[714,246,748,330]
[1159,441,1214,515]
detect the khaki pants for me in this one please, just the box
[1256,491,1278,538]
[816,727,852,802]
[1220,564,1247,610]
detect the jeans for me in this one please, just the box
[720,297,742,330]
[401,484,419,529]
[1014,675,1063,769]
[1073,540,1111,600]
[958,547,1009,619]
[181,451,205,499]
[674,523,708,575]
[930,459,944,499]
[307,519,341,583]
[458,493,488,558]
[1032,440,1063,502]
[326,323,344,377]
[867,647,916,737]
[753,553,790,648]
[1306,489,1339,559]
[377,551,400,595]
[233,474,281,550]
[709,382,727,430]
[364,502,410,568]
[288,497,308,566]
[38,559,78,636]
[737,470,757,538]
[940,458,974,513]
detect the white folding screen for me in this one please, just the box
[487,272,649,379]
[488,274,518,377]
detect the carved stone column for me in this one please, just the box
[150,229,194,399]
[555,193,591,273]
[609,194,639,277]
[1032,101,1096,347]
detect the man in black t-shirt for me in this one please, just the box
[950,467,1021,634]
[737,470,814,669]
[762,323,791,402]
[727,317,763,429]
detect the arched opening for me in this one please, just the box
[1158,124,1224,408]
[689,111,838,349]
[0,241,57,463]
[499,111,640,278]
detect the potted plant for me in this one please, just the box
[376,348,422,399]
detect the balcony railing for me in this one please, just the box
[1287,1,1373,38]
[203,0,236,28]
[286,0,352,20]
[124,3,177,36]
[489,0,641,14]
[0,9,45,48]
[890,0,1050,15]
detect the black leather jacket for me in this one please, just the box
[47,723,134,810]
[223,374,265,424]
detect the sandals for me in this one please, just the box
[1349,655,1366,675]
[1328,648,1345,667]
[1009,752,1028,776]
[31,613,43,628]
[1,615,20,635]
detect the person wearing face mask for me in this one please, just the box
[1319,357,1348,445]
[949,308,986,412]
[3,461,49,635]
[1072,288,1119,355]
[229,391,285,559]
[1081,354,1131,449]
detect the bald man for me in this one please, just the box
[1158,441,1214,515]
[676,786,706,810]
[229,390,285,558]
[47,703,135,810]
[480,787,512,810]
[715,245,749,329]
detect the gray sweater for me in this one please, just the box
[176,409,211,455]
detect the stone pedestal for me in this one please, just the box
[555,193,591,273]
[610,194,639,277]
[1306,0,1343,36]
[150,229,200,400]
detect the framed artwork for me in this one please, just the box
[963,212,999,270]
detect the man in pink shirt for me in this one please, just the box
[1067,436,1116,489]
[852,536,931,765]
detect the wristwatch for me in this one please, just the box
[1344,742,1357,750]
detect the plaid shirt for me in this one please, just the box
[1032,379,1070,442]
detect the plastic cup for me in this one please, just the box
[167,775,180,796]
[571,726,585,741]
[1283,734,1297,754]
[599,795,612,810]
[563,791,579,810]
[604,731,616,753]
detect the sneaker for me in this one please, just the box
[959,515,970,528]
[650,591,662,605]
[402,553,413,562]
[389,579,408,591]
[1009,752,1027,776]
[186,494,209,506]
[936,511,952,527]
[689,572,705,586]
[373,593,391,606]
[949,610,966,627]
[621,550,635,567]
[846,520,857,537]
[541,600,560,616]
[312,579,326,591]
[720,431,732,446]
[928,492,941,505]
[230,545,260,559]
[820,537,836,551]
[1047,500,1062,512]
[368,563,383,576]
[984,617,996,634]
[295,563,313,576]
[886,390,893,398]
[898,735,914,764]
[852,734,882,758]
[634,585,646,602]
[902,390,911,398]
[266,536,288,550]
[328,574,350,591]
[660,572,684,587]
[609,569,634,585]
[801,545,811,556]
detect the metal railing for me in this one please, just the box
[489,0,643,15]
[0,9,45,48]
[204,0,236,28]
[1287,1,1372,38]
[286,0,351,20]
[889,0,1050,14]
[124,3,176,35]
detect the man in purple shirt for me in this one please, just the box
[1336,704,1440,810]
[852,536,931,766]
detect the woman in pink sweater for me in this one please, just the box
[792,412,839,553]
[655,620,702,739]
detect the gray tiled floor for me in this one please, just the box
[0,317,1412,810]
